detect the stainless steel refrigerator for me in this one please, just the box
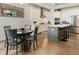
[71,16,79,33]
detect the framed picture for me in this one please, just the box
[0,3,24,18]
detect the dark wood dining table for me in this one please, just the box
[17,29,33,51]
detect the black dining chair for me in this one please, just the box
[5,29,21,55]
[3,25,11,47]
[26,27,38,50]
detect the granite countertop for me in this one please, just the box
[48,24,71,28]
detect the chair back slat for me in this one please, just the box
[34,27,38,40]
[4,25,11,40]
[4,25,11,30]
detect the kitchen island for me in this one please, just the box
[48,24,71,41]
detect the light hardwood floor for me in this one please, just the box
[0,32,79,55]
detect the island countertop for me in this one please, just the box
[48,24,71,28]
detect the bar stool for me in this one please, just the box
[64,26,70,41]
[63,27,68,41]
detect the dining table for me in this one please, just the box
[17,28,33,51]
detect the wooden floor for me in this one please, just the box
[0,32,79,55]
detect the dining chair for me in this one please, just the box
[26,27,38,50]
[5,29,21,55]
[3,25,11,47]
[24,25,31,31]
